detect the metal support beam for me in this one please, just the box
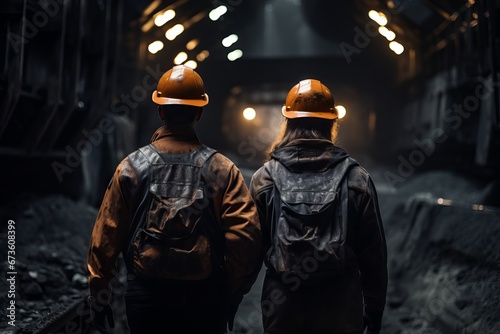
[0,0,26,140]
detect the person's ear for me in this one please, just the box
[158,106,165,120]
[195,108,203,121]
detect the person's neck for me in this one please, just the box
[163,122,196,132]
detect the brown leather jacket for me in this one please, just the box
[87,124,261,301]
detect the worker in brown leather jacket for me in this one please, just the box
[250,79,387,334]
[87,65,261,334]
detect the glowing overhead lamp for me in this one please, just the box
[154,9,175,27]
[368,10,388,26]
[209,5,227,21]
[243,107,256,120]
[222,34,238,48]
[184,60,197,69]
[389,41,404,55]
[186,39,199,50]
[196,50,210,62]
[227,49,243,61]
[378,26,396,41]
[148,40,164,54]
[165,24,184,41]
[336,105,347,119]
[174,51,188,65]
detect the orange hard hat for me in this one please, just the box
[152,65,209,107]
[282,79,338,119]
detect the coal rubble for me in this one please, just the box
[371,169,500,334]
[0,194,98,333]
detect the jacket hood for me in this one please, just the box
[270,139,349,173]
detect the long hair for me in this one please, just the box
[268,117,339,159]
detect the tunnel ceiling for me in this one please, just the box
[125,0,472,64]
[0,0,485,156]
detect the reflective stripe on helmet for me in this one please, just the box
[281,106,338,119]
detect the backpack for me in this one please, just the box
[127,144,223,281]
[264,157,358,284]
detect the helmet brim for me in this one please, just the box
[152,91,209,107]
[281,106,338,120]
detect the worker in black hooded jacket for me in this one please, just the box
[250,79,387,334]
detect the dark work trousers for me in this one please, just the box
[261,268,364,334]
[125,276,228,334]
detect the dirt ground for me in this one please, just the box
[1,166,499,333]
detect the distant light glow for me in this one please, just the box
[336,105,347,119]
[368,10,388,26]
[389,41,404,55]
[222,34,238,47]
[227,49,243,61]
[148,40,164,54]
[196,50,210,62]
[472,204,484,211]
[378,26,396,41]
[174,51,188,65]
[186,39,199,50]
[165,24,184,41]
[154,9,175,27]
[243,107,256,120]
[184,60,198,69]
[209,5,227,21]
[437,198,453,206]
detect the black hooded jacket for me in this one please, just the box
[250,139,387,334]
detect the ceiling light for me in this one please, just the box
[243,107,256,120]
[196,50,209,62]
[368,10,388,26]
[184,60,197,69]
[227,49,243,61]
[336,105,347,119]
[209,5,227,21]
[174,51,188,64]
[148,40,164,54]
[222,34,238,48]
[186,39,199,50]
[165,24,184,41]
[378,26,396,41]
[154,9,175,27]
[389,41,404,55]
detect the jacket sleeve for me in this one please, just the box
[220,164,262,298]
[249,167,274,267]
[351,173,388,313]
[87,159,133,302]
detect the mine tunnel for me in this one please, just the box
[1,0,499,333]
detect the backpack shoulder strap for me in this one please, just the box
[144,144,217,167]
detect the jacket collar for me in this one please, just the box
[150,124,199,143]
[270,139,349,172]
